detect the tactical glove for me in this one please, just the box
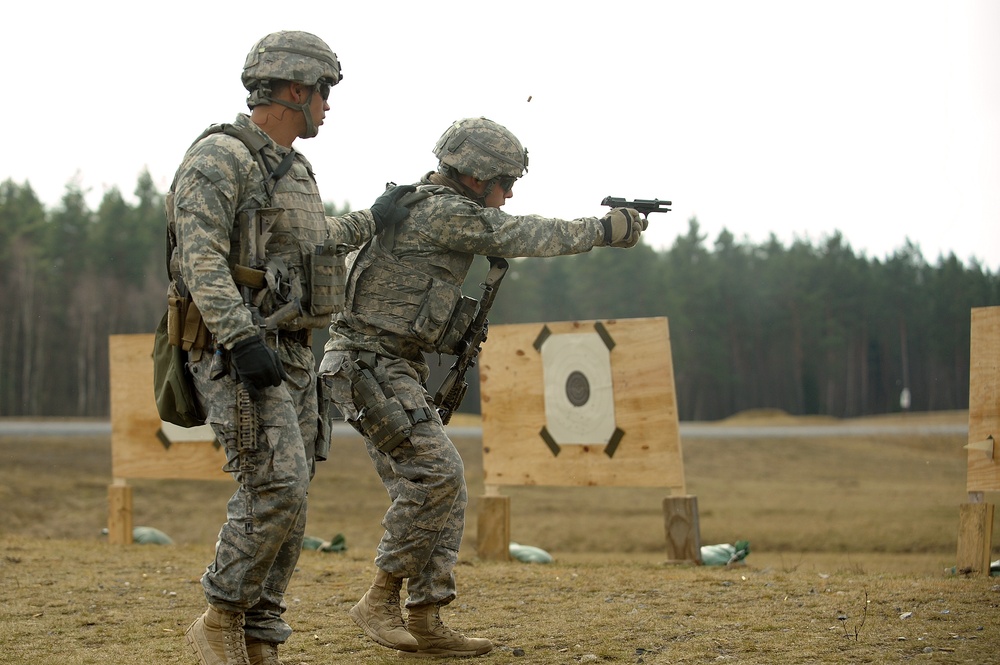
[230,336,287,401]
[600,208,647,248]
[370,184,418,233]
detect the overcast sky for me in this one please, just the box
[5,0,998,270]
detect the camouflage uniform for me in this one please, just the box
[167,32,394,664]
[319,143,615,610]
[171,111,377,644]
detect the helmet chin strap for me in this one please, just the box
[479,179,497,205]
[436,166,490,206]
[270,87,319,138]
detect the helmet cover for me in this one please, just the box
[433,117,528,181]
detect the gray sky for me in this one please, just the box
[6,0,999,269]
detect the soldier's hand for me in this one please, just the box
[230,336,287,401]
[600,208,647,248]
[370,184,418,233]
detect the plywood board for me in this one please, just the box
[967,307,1000,492]
[479,318,684,490]
[109,334,227,481]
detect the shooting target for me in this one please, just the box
[479,317,685,490]
[536,323,621,454]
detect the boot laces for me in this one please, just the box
[381,579,406,627]
[247,639,280,665]
[429,607,461,638]
[220,612,250,663]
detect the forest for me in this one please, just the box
[1,173,997,421]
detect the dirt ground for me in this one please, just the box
[2,410,999,664]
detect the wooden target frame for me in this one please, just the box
[107,334,226,544]
[478,317,695,561]
[957,306,1000,574]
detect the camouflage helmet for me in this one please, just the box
[433,117,528,182]
[242,31,341,106]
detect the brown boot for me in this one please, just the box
[245,638,280,665]
[402,603,493,658]
[185,605,251,665]
[349,569,419,652]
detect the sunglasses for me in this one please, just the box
[497,176,517,192]
[316,81,332,101]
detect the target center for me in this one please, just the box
[565,370,590,407]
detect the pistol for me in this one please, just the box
[601,196,672,217]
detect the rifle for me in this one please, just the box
[601,196,672,217]
[229,208,303,460]
[227,209,281,455]
[433,256,509,425]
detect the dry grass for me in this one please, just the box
[2,410,999,664]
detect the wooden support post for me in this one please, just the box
[958,307,999,574]
[107,480,133,545]
[956,492,994,575]
[663,495,701,564]
[476,489,511,561]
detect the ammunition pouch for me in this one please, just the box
[351,260,477,355]
[234,206,348,324]
[304,240,348,317]
[167,291,210,358]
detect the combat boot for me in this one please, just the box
[349,568,419,652]
[402,603,493,658]
[185,604,251,665]
[245,637,279,665]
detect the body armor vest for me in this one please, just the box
[342,185,477,355]
[166,122,346,343]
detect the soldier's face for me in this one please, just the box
[309,86,329,132]
[485,178,514,208]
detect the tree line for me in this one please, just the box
[1,173,997,421]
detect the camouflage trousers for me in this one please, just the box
[190,337,321,644]
[320,350,467,607]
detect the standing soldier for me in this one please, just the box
[168,31,411,665]
[318,117,646,658]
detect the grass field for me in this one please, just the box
[2,410,999,664]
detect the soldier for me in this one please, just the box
[169,31,412,665]
[318,117,646,658]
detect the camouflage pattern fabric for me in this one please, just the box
[191,338,316,643]
[169,113,375,643]
[327,172,606,362]
[433,117,527,182]
[321,350,463,606]
[170,113,375,349]
[319,171,609,607]
[242,30,342,91]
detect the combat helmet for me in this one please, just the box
[242,31,341,137]
[433,117,529,183]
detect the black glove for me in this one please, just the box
[370,184,417,233]
[599,208,647,248]
[230,336,287,401]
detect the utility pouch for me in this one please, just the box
[349,358,411,454]
[434,294,477,356]
[409,279,477,355]
[305,240,348,317]
[167,295,185,347]
[181,297,210,353]
[167,292,210,353]
[153,311,207,428]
